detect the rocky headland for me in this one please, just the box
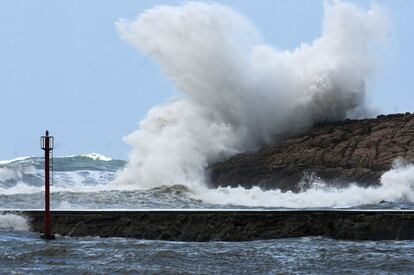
[208,113,414,191]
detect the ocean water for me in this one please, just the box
[1,155,414,210]
[0,232,413,274]
[1,155,414,274]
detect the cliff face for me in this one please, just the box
[208,113,414,191]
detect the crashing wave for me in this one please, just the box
[114,1,388,190]
[0,155,125,195]
[0,214,30,231]
[0,157,32,165]
[80,153,112,161]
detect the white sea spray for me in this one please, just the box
[114,1,388,192]
[0,214,30,231]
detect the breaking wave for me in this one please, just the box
[0,155,126,195]
[189,160,414,208]
[0,154,413,209]
[114,1,388,191]
[107,1,414,209]
[0,214,30,231]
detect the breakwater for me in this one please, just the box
[2,209,414,241]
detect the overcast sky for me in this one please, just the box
[1,0,413,160]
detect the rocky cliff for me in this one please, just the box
[208,113,414,191]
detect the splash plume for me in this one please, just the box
[114,1,388,189]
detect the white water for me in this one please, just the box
[114,1,388,192]
[189,161,414,208]
[0,165,37,183]
[0,157,31,165]
[79,153,112,161]
[0,170,123,195]
[0,156,413,208]
[0,214,29,231]
[106,1,405,208]
[58,153,112,161]
[0,181,136,196]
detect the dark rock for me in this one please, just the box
[208,113,414,191]
[12,210,414,241]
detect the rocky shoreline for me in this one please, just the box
[208,113,414,191]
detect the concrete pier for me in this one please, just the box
[2,209,414,241]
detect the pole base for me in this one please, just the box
[41,233,55,240]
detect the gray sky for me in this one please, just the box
[1,0,413,160]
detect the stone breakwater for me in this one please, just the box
[5,210,414,241]
[209,113,414,191]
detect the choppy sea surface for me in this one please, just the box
[1,154,414,210]
[1,155,414,274]
[1,232,413,274]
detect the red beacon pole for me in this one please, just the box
[41,130,55,240]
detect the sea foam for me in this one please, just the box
[0,214,30,231]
